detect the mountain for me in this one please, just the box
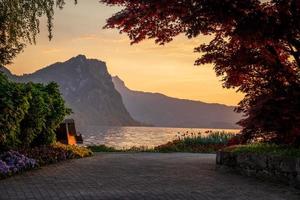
[1,55,139,130]
[112,76,242,129]
[1,55,241,129]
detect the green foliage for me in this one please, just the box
[224,143,300,158]
[102,0,300,146]
[0,73,70,149]
[0,73,30,148]
[31,83,71,146]
[19,83,48,147]
[0,0,77,65]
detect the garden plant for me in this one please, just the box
[0,73,91,179]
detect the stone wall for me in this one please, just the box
[216,151,300,188]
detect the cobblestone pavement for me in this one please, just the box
[0,153,299,200]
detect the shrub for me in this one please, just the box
[227,134,244,146]
[0,73,71,149]
[31,83,72,146]
[0,73,30,149]
[224,143,300,158]
[19,83,49,147]
[0,151,37,178]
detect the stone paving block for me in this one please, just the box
[0,153,299,200]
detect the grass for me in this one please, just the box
[88,131,236,153]
[224,143,300,158]
[88,145,120,152]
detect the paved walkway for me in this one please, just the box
[0,153,299,200]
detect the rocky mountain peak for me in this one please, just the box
[73,54,87,61]
[112,76,126,90]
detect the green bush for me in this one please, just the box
[224,143,300,158]
[0,73,71,150]
[0,74,30,149]
[30,83,71,146]
[19,83,48,147]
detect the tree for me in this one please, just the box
[101,0,300,145]
[0,0,77,66]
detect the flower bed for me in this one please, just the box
[0,143,92,179]
[19,143,93,166]
[0,151,38,179]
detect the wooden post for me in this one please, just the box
[66,121,69,144]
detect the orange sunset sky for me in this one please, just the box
[7,0,244,106]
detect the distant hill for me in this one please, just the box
[113,76,242,129]
[1,55,139,130]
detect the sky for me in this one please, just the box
[7,0,244,106]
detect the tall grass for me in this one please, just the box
[177,131,234,146]
[154,131,236,153]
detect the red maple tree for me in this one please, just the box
[101,0,300,146]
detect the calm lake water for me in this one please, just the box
[80,126,240,149]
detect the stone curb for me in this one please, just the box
[216,151,300,188]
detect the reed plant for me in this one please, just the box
[154,131,236,153]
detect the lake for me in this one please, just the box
[79,126,240,149]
